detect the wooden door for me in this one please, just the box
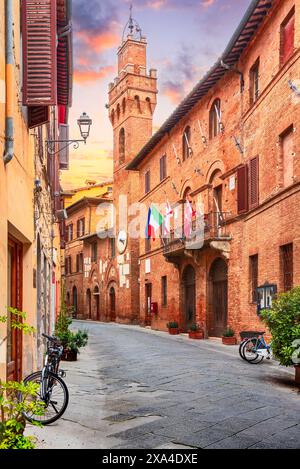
[109,287,116,322]
[145,283,152,326]
[209,258,228,337]
[7,238,23,382]
[182,265,196,331]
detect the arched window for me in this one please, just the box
[122,98,126,114]
[116,103,120,120]
[119,128,125,165]
[146,97,152,114]
[182,126,192,161]
[135,95,142,113]
[209,98,222,139]
[111,109,115,125]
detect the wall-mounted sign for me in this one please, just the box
[257,282,277,315]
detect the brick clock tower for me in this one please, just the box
[107,12,157,323]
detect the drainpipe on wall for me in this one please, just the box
[3,0,14,165]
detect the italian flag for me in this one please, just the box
[146,204,164,240]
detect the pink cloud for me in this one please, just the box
[74,66,115,84]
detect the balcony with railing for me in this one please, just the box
[162,212,231,259]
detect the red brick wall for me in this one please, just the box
[132,0,300,338]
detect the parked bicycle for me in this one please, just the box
[21,333,69,425]
[239,331,272,364]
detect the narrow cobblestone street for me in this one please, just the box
[28,321,300,449]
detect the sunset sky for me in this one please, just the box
[61,0,252,190]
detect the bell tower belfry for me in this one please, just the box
[108,9,157,169]
[107,9,157,324]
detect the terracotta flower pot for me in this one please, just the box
[168,328,179,335]
[189,331,204,340]
[295,365,300,385]
[222,336,237,345]
[62,349,78,361]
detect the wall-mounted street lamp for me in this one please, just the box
[46,112,92,156]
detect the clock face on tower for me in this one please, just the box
[117,230,128,254]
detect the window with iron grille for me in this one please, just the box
[91,243,98,263]
[249,255,258,303]
[160,155,167,182]
[161,276,167,307]
[280,8,295,66]
[249,58,259,105]
[280,243,293,292]
[145,170,151,194]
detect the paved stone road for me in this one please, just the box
[28,321,300,449]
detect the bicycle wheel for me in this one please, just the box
[242,338,264,364]
[22,371,69,425]
[239,340,248,360]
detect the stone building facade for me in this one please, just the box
[64,182,114,320]
[109,0,300,338]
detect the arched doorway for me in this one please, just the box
[208,258,228,337]
[72,286,78,318]
[86,289,92,319]
[109,287,116,322]
[93,286,100,320]
[182,265,196,331]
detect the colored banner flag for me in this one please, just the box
[184,199,193,238]
[146,205,164,240]
[164,201,173,237]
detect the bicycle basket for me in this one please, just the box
[240,331,265,340]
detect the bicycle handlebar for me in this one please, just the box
[42,333,60,343]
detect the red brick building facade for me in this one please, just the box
[108,0,300,337]
[107,27,158,323]
[64,193,116,321]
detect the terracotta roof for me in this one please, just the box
[127,0,273,170]
[66,197,112,215]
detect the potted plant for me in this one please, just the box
[222,327,237,345]
[167,321,180,335]
[189,323,204,340]
[55,296,88,361]
[61,330,89,362]
[260,287,300,385]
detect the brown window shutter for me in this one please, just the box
[59,124,70,170]
[28,106,50,129]
[249,156,259,209]
[22,0,57,106]
[281,10,295,65]
[237,165,249,214]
